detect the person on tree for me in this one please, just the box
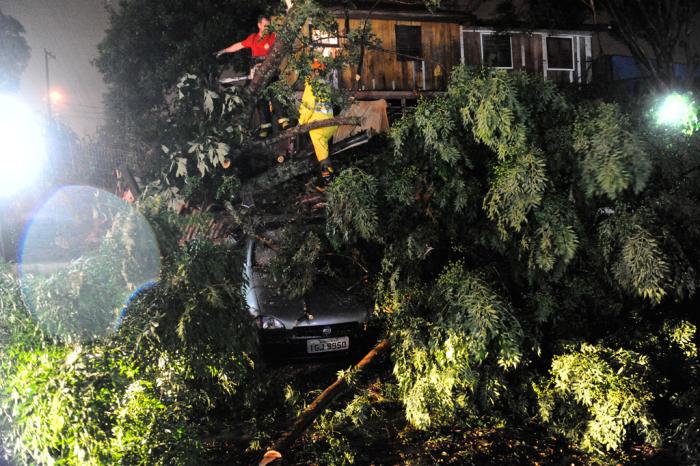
[299,59,338,191]
[216,14,290,138]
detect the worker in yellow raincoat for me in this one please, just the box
[299,60,337,191]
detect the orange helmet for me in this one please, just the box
[311,60,326,71]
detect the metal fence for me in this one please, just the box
[50,141,148,192]
[0,140,149,261]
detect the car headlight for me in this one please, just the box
[256,315,285,330]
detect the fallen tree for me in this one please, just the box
[81,2,700,466]
[134,0,377,210]
[256,116,361,147]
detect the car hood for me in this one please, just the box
[248,274,369,329]
[244,239,369,329]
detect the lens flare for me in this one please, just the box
[19,186,161,342]
[0,95,47,198]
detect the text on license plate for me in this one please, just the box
[307,337,350,353]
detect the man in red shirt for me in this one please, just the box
[216,15,289,138]
[217,15,275,60]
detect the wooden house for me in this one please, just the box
[307,2,596,104]
[310,3,470,100]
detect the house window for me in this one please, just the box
[395,25,422,61]
[481,33,512,68]
[546,37,574,70]
[312,29,339,47]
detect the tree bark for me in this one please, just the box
[243,156,316,192]
[256,116,361,147]
[259,339,391,465]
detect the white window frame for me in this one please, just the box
[312,29,339,47]
[480,32,513,69]
[545,35,575,71]
[462,27,593,84]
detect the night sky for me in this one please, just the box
[0,0,108,138]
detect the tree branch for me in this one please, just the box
[603,1,664,87]
[256,116,361,147]
[600,0,700,89]
[259,339,391,465]
[242,128,373,193]
[243,156,316,192]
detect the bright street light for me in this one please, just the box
[654,92,699,135]
[0,94,47,198]
[49,89,64,106]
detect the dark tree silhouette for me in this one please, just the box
[0,9,30,92]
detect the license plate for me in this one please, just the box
[307,337,350,353]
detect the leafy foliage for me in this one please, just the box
[388,263,522,428]
[450,68,529,159]
[150,74,249,209]
[18,0,700,462]
[95,0,267,146]
[0,201,256,464]
[0,340,200,465]
[526,196,579,273]
[19,211,157,343]
[268,225,322,299]
[483,149,548,234]
[535,344,661,454]
[326,168,379,248]
[303,391,380,465]
[597,208,670,303]
[330,65,699,461]
[573,102,651,199]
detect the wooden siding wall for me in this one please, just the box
[339,19,461,91]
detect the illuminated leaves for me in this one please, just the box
[449,67,529,160]
[535,344,660,454]
[598,210,670,304]
[390,263,522,429]
[165,76,239,188]
[484,149,548,235]
[574,102,651,199]
[269,227,322,299]
[325,168,379,248]
[526,197,580,274]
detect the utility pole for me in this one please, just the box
[0,210,5,261]
[44,49,56,123]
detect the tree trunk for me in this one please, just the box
[243,156,316,192]
[256,116,361,147]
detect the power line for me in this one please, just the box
[59,105,106,115]
[58,113,107,120]
[63,102,104,110]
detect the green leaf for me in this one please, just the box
[175,157,188,178]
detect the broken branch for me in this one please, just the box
[243,157,315,192]
[257,116,361,147]
[260,339,391,465]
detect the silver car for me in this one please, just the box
[244,236,371,357]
